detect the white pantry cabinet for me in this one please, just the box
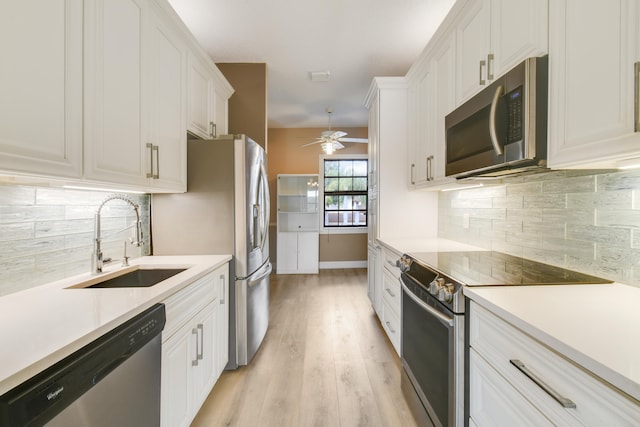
[161,263,229,427]
[187,51,233,140]
[0,0,83,178]
[547,0,640,170]
[469,301,640,426]
[455,0,548,104]
[84,0,188,192]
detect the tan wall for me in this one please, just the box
[268,127,368,266]
[217,63,267,149]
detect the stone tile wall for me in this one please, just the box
[438,169,640,286]
[0,185,151,296]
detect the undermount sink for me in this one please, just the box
[68,267,188,289]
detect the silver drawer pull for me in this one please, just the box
[385,288,396,298]
[385,321,396,334]
[509,359,576,409]
[192,328,199,366]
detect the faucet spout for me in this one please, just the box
[92,194,144,274]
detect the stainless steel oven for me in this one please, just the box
[399,255,465,427]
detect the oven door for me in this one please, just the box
[401,274,464,427]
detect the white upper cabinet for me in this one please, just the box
[409,33,456,189]
[0,0,83,178]
[547,0,640,169]
[187,51,232,140]
[84,0,149,188]
[147,1,188,191]
[456,0,548,104]
[84,0,188,192]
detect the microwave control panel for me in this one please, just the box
[506,86,523,144]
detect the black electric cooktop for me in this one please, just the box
[407,251,613,287]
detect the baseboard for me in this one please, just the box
[319,261,367,269]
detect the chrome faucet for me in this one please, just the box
[92,194,144,274]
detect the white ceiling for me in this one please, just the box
[168,0,456,129]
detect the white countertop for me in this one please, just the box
[377,237,487,254]
[0,254,231,395]
[464,283,640,402]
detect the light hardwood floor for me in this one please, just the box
[191,268,417,427]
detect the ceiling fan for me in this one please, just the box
[302,108,368,154]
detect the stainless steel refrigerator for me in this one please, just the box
[151,135,271,368]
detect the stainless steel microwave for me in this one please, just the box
[445,55,548,178]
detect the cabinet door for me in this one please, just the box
[297,232,319,273]
[161,321,192,427]
[367,244,377,305]
[277,232,299,273]
[0,0,83,178]
[147,4,187,192]
[456,0,491,103]
[491,0,548,78]
[84,0,148,187]
[413,64,432,186]
[430,35,456,183]
[192,302,218,412]
[187,53,213,139]
[469,349,554,427]
[548,0,640,169]
[212,85,229,137]
[215,265,230,376]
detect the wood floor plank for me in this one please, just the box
[191,268,418,427]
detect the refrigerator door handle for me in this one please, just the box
[248,262,272,287]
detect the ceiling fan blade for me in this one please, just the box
[338,137,368,143]
[333,141,345,150]
[330,131,348,139]
[300,139,325,147]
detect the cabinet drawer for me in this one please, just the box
[382,299,401,356]
[381,246,401,278]
[469,348,553,427]
[470,302,640,425]
[163,272,217,339]
[382,268,401,315]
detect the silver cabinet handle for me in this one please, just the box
[146,143,154,178]
[479,59,486,86]
[209,121,217,138]
[385,287,396,298]
[410,163,415,185]
[197,324,204,360]
[146,143,159,179]
[489,85,505,156]
[487,53,494,80]
[385,321,396,334]
[191,327,199,366]
[220,274,226,304]
[426,156,430,182]
[509,359,576,409]
[635,62,640,132]
[153,144,159,179]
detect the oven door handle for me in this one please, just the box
[401,282,454,327]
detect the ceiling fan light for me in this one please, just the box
[322,142,335,155]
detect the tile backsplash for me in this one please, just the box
[0,185,150,296]
[438,169,640,286]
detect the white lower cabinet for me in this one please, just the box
[469,301,640,426]
[161,263,229,427]
[378,245,402,355]
[277,232,319,274]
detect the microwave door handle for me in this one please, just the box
[489,85,505,156]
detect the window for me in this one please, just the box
[323,159,367,227]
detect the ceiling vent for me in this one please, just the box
[308,70,331,82]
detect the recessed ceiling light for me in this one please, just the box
[308,71,330,82]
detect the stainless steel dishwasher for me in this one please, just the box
[0,303,165,427]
